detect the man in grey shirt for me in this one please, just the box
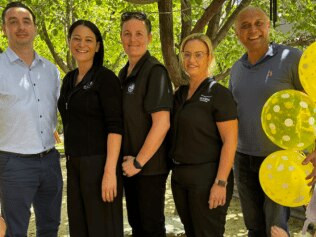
[229,6,302,237]
[0,2,62,236]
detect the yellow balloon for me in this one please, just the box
[261,90,316,150]
[259,150,313,207]
[299,41,316,102]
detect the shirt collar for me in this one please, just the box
[123,51,151,79]
[240,42,277,67]
[5,47,43,65]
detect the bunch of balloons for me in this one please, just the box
[260,42,316,207]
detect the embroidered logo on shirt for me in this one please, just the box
[199,94,212,103]
[127,83,135,94]
[83,81,94,90]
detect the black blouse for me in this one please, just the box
[58,66,123,157]
[171,78,237,165]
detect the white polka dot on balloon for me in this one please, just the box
[309,117,315,125]
[281,93,290,99]
[269,123,276,130]
[284,119,293,127]
[297,143,304,148]
[300,101,308,108]
[282,135,290,141]
[281,156,288,160]
[277,164,284,171]
[273,105,280,112]
[288,166,295,171]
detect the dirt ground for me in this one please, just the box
[27,159,307,237]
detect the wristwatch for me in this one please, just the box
[215,179,227,187]
[133,158,143,169]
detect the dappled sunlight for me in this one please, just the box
[26,159,307,237]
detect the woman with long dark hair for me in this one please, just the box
[58,20,123,236]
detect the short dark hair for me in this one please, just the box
[120,11,152,33]
[2,2,36,25]
[68,20,104,67]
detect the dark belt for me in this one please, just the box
[0,148,55,158]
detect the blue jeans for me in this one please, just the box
[234,152,290,237]
[0,149,63,237]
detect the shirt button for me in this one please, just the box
[40,115,42,118]
[33,83,36,86]
[41,131,43,134]
[38,99,40,102]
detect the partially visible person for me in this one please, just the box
[0,2,62,236]
[170,33,238,237]
[229,6,303,237]
[58,20,123,236]
[118,11,173,237]
[0,217,6,237]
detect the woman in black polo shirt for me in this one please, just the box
[58,20,123,236]
[118,12,173,237]
[170,33,238,237]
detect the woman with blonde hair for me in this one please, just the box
[170,33,238,237]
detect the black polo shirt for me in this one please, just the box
[171,77,237,165]
[58,66,123,157]
[119,51,173,175]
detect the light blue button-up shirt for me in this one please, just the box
[0,48,60,154]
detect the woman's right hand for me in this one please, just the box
[101,171,117,202]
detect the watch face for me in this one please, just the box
[216,179,227,187]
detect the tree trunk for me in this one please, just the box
[158,0,184,87]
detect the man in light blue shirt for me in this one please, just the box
[0,2,62,236]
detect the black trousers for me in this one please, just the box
[171,163,234,237]
[66,155,123,237]
[123,173,169,237]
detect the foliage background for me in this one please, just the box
[0,0,315,133]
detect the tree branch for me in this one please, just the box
[40,21,69,73]
[214,68,231,81]
[282,34,315,47]
[212,0,252,49]
[191,0,226,33]
[180,0,192,41]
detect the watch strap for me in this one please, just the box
[133,158,143,169]
[215,179,227,187]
